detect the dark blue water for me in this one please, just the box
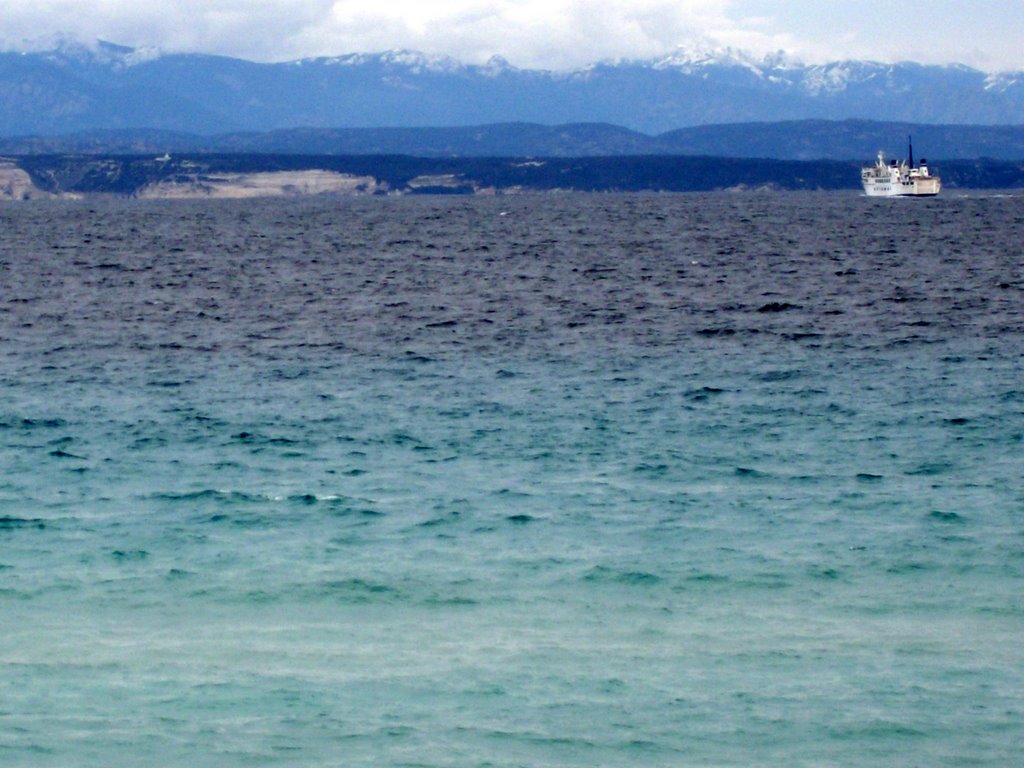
[1,192,1022,767]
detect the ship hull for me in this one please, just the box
[861,177,941,197]
[862,182,941,197]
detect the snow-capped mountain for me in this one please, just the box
[1,42,1022,136]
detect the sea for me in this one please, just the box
[1,191,1022,767]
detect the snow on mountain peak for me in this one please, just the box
[30,38,162,68]
[653,45,802,77]
[985,72,1021,92]
[317,50,467,75]
[655,45,753,70]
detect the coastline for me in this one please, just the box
[4,153,1024,200]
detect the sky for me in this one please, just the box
[3,0,1023,72]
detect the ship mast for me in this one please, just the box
[908,135,914,168]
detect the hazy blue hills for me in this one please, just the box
[2,40,1023,136]
[4,120,1024,161]
[659,121,1024,161]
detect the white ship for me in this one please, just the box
[861,137,941,197]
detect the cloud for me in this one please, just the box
[0,0,750,68]
[306,0,740,68]
[4,1,326,59]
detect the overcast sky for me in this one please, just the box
[4,0,1022,71]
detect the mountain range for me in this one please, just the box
[2,40,1023,138]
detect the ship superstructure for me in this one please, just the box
[861,137,941,197]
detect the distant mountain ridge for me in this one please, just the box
[1,41,1023,136]
[4,120,1024,161]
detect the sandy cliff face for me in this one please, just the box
[135,170,386,198]
[0,162,54,199]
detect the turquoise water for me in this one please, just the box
[1,193,1022,766]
